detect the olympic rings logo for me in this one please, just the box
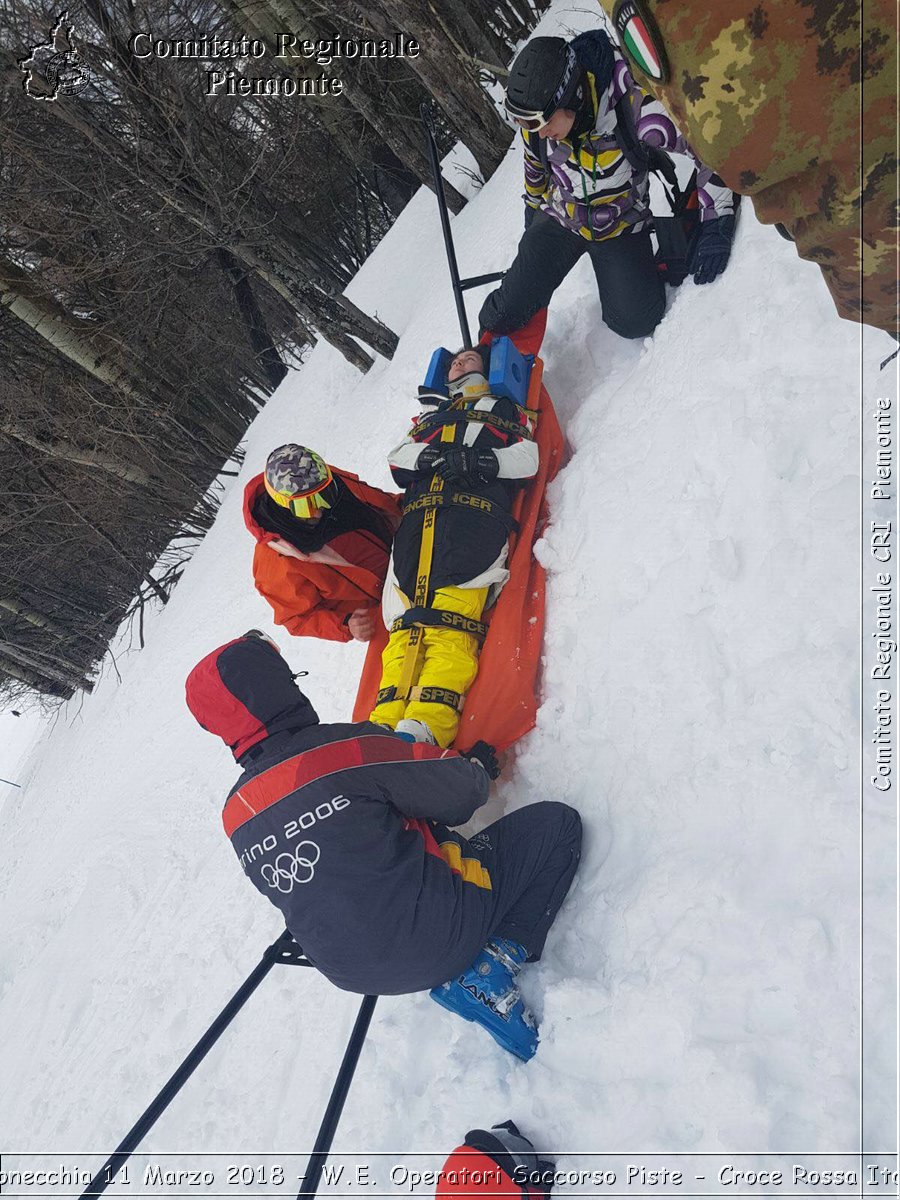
[261,841,320,893]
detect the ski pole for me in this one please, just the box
[420,104,505,350]
[0,776,21,787]
[421,102,472,348]
[296,994,378,1200]
[79,929,310,1199]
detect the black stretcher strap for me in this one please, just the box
[412,407,535,441]
[376,683,464,711]
[391,605,489,642]
[401,489,519,534]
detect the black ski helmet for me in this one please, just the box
[504,37,582,124]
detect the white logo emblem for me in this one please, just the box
[19,11,90,101]
[261,841,320,893]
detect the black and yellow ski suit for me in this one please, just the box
[371,383,539,746]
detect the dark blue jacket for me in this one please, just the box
[186,635,493,994]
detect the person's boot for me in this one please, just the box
[395,719,437,745]
[429,938,538,1061]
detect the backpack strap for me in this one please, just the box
[612,94,649,174]
[613,94,680,194]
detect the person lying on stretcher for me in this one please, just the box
[370,345,539,747]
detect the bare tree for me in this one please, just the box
[0,0,549,702]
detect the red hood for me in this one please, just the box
[185,635,317,761]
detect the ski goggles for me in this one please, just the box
[505,105,553,133]
[266,470,336,519]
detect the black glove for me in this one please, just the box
[688,214,735,285]
[415,444,442,475]
[434,447,500,485]
[461,740,500,780]
[524,204,538,231]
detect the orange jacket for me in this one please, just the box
[243,468,401,642]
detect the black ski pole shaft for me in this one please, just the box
[420,102,472,349]
[0,776,20,787]
[79,929,303,1199]
[297,994,378,1200]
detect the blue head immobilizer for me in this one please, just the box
[420,338,533,405]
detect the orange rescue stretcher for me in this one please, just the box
[353,313,564,754]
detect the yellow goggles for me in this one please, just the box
[267,471,335,519]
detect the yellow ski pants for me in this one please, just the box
[370,585,490,748]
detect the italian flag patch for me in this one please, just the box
[613,0,670,82]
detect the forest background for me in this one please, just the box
[0,0,549,702]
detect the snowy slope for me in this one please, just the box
[0,707,44,814]
[2,7,897,1187]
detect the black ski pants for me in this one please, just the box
[448,800,582,964]
[479,211,666,341]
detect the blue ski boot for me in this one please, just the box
[430,938,538,1061]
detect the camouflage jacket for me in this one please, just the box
[596,0,898,335]
[524,31,734,242]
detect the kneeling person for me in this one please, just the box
[481,31,736,342]
[371,347,539,747]
[185,632,582,1060]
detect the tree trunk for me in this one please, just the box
[69,100,374,368]
[40,70,391,371]
[35,584,104,622]
[371,0,510,178]
[333,68,468,214]
[0,651,69,697]
[76,1,400,363]
[0,254,143,399]
[0,638,92,685]
[371,143,420,213]
[236,0,467,214]
[0,642,92,692]
[217,250,287,391]
[0,415,153,486]
[223,0,376,171]
[432,0,511,75]
[0,596,71,640]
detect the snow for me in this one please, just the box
[0,706,45,811]
[1,8,897,1190]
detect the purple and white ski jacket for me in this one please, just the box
[523,35,735,243]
